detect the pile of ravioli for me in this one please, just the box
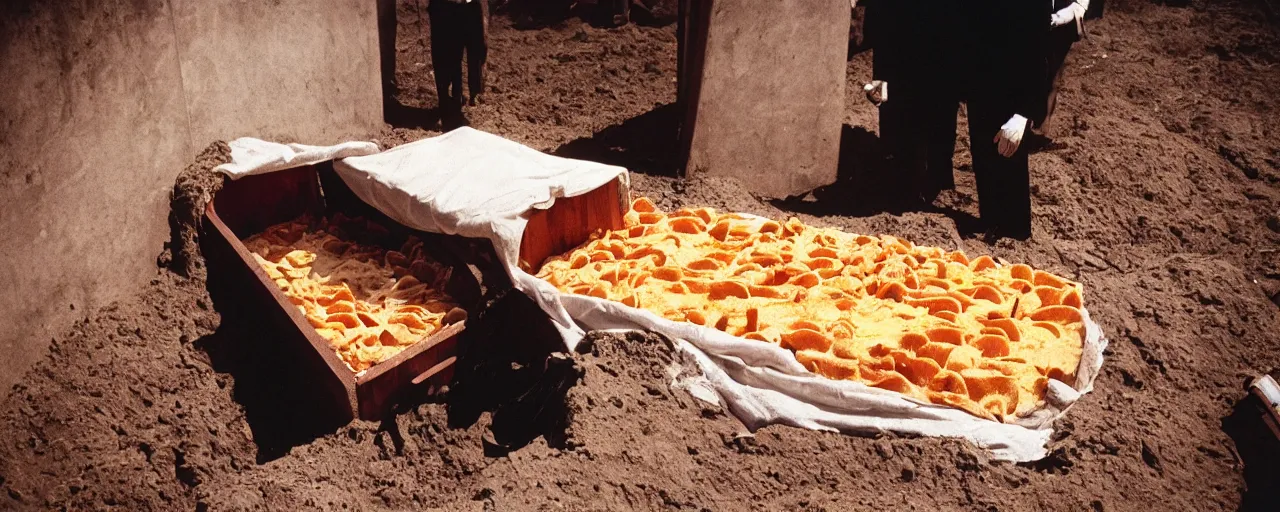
[243,215,462,373]
[536,198,1086,421]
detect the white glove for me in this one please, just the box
[1051,1,1087,27]
[993,114,1028,157]
[863,80,888,106]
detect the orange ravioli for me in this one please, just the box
[537,198,1087,421]
[244,216,462,373]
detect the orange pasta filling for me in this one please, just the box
[537,198,1086,421]
[243,216,462,373]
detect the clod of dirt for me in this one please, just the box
[1220,144,1261,180]
[165,142,231,279]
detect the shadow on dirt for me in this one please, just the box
[553,102,682,178]
[195,280,351,464]
[496,0,676,30]
[386,102,444,131]
[1222,391,1280,511]
[555,109,984,234]
[445,290,582,456]
[769,124,985,236]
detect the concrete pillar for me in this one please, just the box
[678,0,848,199]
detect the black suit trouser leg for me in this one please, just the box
[923,97,959,193]
[377,0,397,106]
[883,91,957,201]
[429,3,465,112]
[880,95,929,199]
[878,96,909,163]
[968,101,1032,239]
[463,1,487,99]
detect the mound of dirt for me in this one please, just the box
[164,141,231,279]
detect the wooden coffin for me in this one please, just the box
[201,163,481,421]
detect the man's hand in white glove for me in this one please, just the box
[993,114,1029,158]
[1050,1,1087,27]
[863,80,888,106]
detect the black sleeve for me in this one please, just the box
[1011,0,1052,123]
[867,0,900,82]
[863,0,881,49]
[866,0,887,80]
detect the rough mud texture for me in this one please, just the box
[165,141,231,279]
[3,0,1280,510]
[0,273,226,510]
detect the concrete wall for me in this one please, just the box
[0,0,383,392]
[681,0,846,199]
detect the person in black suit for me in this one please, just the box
[962,0,1052,239]
[863,0,966,204]
[864,1,1052,238]
[428,0,489,118]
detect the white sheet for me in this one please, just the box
[333,128,629,347]
[216,129,1107,462]
[566,293,1106,461]
[215,137,380,178]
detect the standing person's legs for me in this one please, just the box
[968,101,1032,239]
[428,3,449,108]
[377,0,397,114]
[445,4,464,111]
[463,0,488,105]
[881,92,930,206]
[429,2,463,114]
[877,97,906,160]
[449,43,464,109]
[922,95,959,198]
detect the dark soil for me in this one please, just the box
[3,0,1280,510]
[164,141,231,279]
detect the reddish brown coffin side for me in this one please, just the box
[355,321,462,419]
[201,166,359,421]
[520,177,630,274]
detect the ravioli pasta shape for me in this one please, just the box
[536,198,1087,421]
[243,215,462,373]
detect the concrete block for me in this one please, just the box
[171,0,384,146]
[680,0,847,199]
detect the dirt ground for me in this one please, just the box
[3,0,1280,510]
